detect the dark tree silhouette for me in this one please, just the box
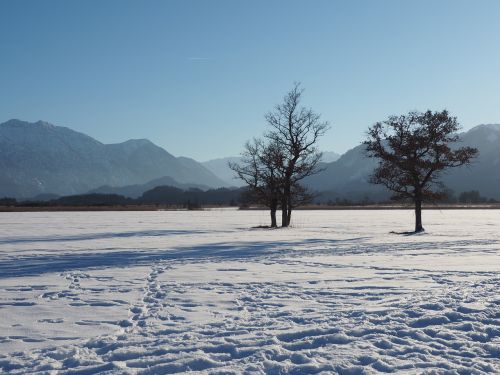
[230,136,316,227]
[265,83,329,227]
[229,138,283,227]
[365,110,478,232]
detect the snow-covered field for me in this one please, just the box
[0,209,498,374]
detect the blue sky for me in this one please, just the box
[1,0,499,160]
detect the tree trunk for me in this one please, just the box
[270,198,277,228]
[281,197,288,227]
[287,196,292,226]
[281,184,291,227]
[414,192,424,233]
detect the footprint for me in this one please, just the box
[37,318,64,324]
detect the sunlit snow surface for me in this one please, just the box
[0,209,498,374]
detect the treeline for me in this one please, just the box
[0,186,247,208]
[316,189,498,206]
[0,188,497,209]
[140,186,243,206]
[317,190,497,206]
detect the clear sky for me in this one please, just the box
[1,0,499,161]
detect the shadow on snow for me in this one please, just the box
[0,229,210,245]
[0,237,366,279]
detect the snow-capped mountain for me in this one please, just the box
[0,119,227,198]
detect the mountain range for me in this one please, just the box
[0,119,226,198]
[304,124,500,201]
[1,119,499,201]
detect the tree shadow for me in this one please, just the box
[389,230,426,236]
[0,229,210,245]
[0,237,367,279]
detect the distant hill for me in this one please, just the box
[89,176,210,198]
[202,157,244,187]
[0,119,228,198]
[140,185,244,205]
[305,124,500,201]
[16,185,247,207]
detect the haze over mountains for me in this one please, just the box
[1,119,499,200]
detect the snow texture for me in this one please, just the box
[0,209,498,374]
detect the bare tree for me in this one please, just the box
[265,83,329,227]
[365,110,478,232]
[229,138,284,227]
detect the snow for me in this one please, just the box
[0,209,498,373]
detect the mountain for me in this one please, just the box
[304,144,389,201]
[202,157,245,187]
[441,124,500,199]
[0,119,227,198]
[321,151,341,163]
[305,124,500,201]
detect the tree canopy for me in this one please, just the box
[365,110,478,232]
